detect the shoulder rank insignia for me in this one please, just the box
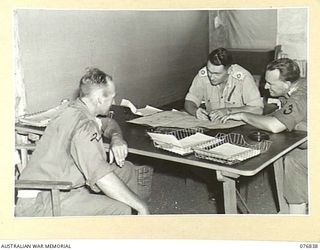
[90,132,102,142]
[231,71,245,81]
[199,67,207,77]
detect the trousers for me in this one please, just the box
[15,161,138,216]
[283,148,308,204]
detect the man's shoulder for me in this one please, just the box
[228,64,252,81]
[296,78,307,93]
[55,104,95,130]
[289,78,307,100]
[197,66,208,77]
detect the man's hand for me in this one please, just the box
[196,108,210,120]
[109,134,128,167]
[220,113,244,123]
[209,108,229,122]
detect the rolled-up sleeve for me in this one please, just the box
[70,120,117,192]
[272,94,307,131]
[242,74,264,108]
[185,75,204,107]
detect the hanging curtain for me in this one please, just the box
[210,9,277,49]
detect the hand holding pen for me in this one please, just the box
[195,108,211,121]
[209,108,229,122]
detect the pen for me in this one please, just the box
[201,109,211,121]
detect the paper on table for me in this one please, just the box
[209,143,260,160]
[148,132,218,148]
[19,103,68,127]
[120,99,162,116]
[128,110,244,129]
[120,99,142,115]
[137,105,162,116]
[178,133,219,148]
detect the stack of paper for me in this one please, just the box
[147,132,220,155]
[208,143,260,161]
[18,105,67,127]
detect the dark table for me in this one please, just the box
[16,105,307,214]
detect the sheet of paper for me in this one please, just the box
[137,105,162,116]
[128,110,245,129]
[147,132,181,147]
[120,99,162,116]
[19,104,67,127]
[147,132,220,155]
[209,143,260,160]
[120,99,142,115]
[178,133,219,148]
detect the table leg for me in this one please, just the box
[217,171,238,214]
[51,189,61,216]
[273,158,289,213]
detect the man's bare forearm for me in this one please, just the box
[228,106,263,115]
[101,117,123,138]
[240,113,286,133]
[184,100,198,116]
[97,172,149,214]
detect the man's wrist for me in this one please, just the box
[111,132,122,140]
[226,108,232,115]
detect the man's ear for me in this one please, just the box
[284,81,291,89]
[94,89,104,105]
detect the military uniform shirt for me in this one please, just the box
[19,99,117,193]
[272,79,307,132]
[185,64,263,112]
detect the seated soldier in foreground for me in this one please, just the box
[16,68,149,216]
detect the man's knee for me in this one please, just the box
[99,201,132,215]
[118,203,132,215]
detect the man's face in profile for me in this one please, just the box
[265,69,290,97]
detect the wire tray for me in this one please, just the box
[147,127,207,155]
[193,133,272,165]
[147,127,205,139]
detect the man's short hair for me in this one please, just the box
[266,58,300,83]
[79,68,113,97]
[208,48,233,67]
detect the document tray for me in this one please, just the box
[193,133,272,165]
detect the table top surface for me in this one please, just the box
[16,105,307,177]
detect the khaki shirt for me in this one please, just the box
[273,79,307,132]
[20,99,117,193]
[185,64,263,112]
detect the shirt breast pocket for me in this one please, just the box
[225,87,243,107]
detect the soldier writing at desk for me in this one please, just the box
[184,47,264,121]
[221,58,308,214]
[16,68,149,216]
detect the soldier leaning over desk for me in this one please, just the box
[183,48,264,205]
[222,58,308,214]
[16,68,149,216]
[184,47,264,121]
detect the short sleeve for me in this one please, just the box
[272,94,307,131]
[185,74,205,107]
[70,120,117,192]
[241,74,264,108]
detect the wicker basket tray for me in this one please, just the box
[193,133,272,165]
[147,127,216,156]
